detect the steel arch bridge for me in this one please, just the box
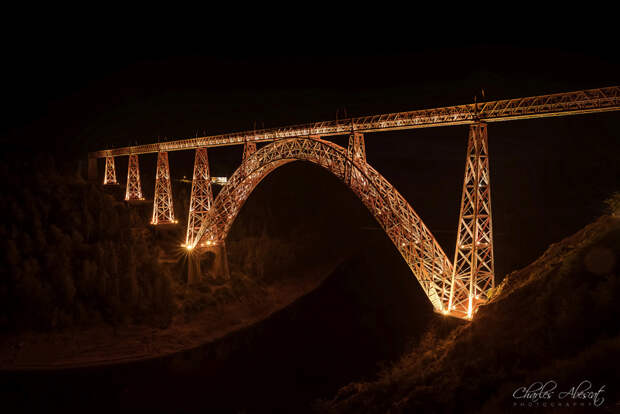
[191,136,465,317]
[89,86,620,320]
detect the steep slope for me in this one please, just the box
[322,214,620,413]
[0,160,378,368]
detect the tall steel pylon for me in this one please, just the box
[449,122,494,319]
[185,148,214,248]
[345,132,366,185]
[241,140,258,178]
[125,154,144,200]
[151,151,176,225]
[242,140,256,162]
[103,156,117,185]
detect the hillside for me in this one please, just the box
[0,159,378,368]
[321,212,620,413]
[0,160,176,331]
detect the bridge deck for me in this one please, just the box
[89,86,620,158]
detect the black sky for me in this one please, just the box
[2,13,618,157]
[1,15,618,277]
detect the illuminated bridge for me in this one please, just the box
[88,86,620,320]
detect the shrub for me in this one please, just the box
[604,191,620,216]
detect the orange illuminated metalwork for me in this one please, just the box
[90,86,620,320]
[345,132,366,185]
[151,151,176,225]
[192,135,454,314]
[103,156,117,185]
[90,86,620,158]
[185,148,213,247]
[125,154,144,200]
[449,123,494,319]
[242,140,256,162]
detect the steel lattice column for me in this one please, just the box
[242,140,256,162]
[185,148,214,248]
[241,140,257,178]
[151,151,176,225]
[346,132,366,191]
[449,122,495,319]
[103,156,117,185]
[125,154,144,200]
[348,132,366,163]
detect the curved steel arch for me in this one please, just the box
[193,137,464,314]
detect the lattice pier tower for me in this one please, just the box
[345,132,366,186]
[151,151,176,225]
[449,122,495,319]
[125,154,144,200]
[103,156,118,185]
[185,148,214,248]
[242,140,256,162]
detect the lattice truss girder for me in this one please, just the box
[193,136,454,313]
[449,123,494,319]
[92,86,620,158]
[125,154,144,200]
[103,156,117,185]
[185,148,214,246]
[151,151,176,225]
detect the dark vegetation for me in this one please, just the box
[1,173,453,413]
[0,227,449,414]
[0,156,378,334]
[321,211,620,413]
[0,157,176,331]
[4,150,618,412]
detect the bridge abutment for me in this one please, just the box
[203,241,230,280]
[186,240,230,284]
[213,241,231,280]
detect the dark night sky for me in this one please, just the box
[1,15,619,278]
[2,13,618,156]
